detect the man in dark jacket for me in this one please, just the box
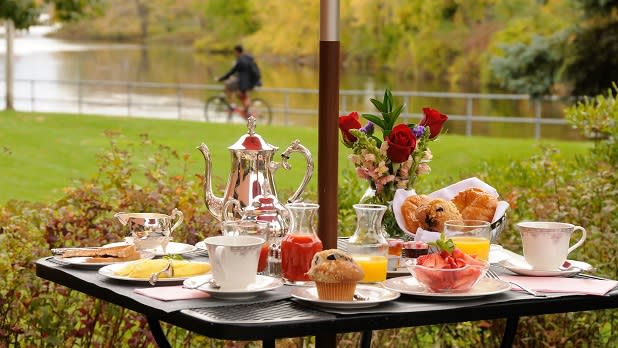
[217,45,261,119]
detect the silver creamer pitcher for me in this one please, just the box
[114,208,184,252]
[197,116,313,235]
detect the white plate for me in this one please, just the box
[105,241,198,256]
[53,251,155,268]
[98,261,210,282]
[498,259,593,277]
[194,241,208,254]
[382,276,511,300]
[291,285,400,309]
[184,274,284,300]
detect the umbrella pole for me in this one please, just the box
[317,1,339,347]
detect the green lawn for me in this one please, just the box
[0,110,591,204]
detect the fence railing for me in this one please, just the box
[1,78,574,139]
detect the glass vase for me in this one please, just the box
[359,187,405,238]
[280,202,323,283]
[347,204,389,282]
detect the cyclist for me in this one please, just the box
[217,45,262,119]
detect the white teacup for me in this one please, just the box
[204,235,264,290]
[517,221,587,271]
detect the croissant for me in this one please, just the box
[452,188,498,222]
[400,195,430,232]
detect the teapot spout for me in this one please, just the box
[113,212,130,225]
[197,143,225,221]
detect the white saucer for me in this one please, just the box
[291,285,400,309]
[98,260,210,282]
[53,251,155,268]
[498,259,593,277]
[382,276,511,300]
[105,241,198,256]
[184,274,284,300]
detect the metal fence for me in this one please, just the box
[1,78,574,139]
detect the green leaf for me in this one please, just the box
[370,135,383,148]
[384,104,405,130]
[369,98,384,112]
[383,89,392,113]
[362,113,385,129]
[428,233,455,254]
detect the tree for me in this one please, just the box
[488,0,618,97]
[1,0,103,110]
[562,0,618,96]
[490,33,565,97]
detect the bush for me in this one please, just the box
[0,132,222,347]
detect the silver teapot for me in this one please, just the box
[197,116,313,239]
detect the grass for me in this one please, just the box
[0,110,591,204]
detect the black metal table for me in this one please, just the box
[35,257,618,348]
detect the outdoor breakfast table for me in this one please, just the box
[35,252,618,348]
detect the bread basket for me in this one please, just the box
[393,177,509,243]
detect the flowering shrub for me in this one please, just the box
[339,89,448,236]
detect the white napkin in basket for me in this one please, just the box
[392,177,510,242]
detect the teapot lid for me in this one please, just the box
[228,116,277,151]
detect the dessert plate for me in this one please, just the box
[105,241,198,256]
[98,261,210,283]
[498,259,593,277]
[291,285,400,309]
[52,251,155,268]
[382,276,511,300]
[184,274,284,300]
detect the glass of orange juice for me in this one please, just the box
[444,220,491,261]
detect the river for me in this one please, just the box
[0,26,580,139]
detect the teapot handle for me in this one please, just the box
[222,199,242,222]
[170,208,184,232]
[280,139,314,204]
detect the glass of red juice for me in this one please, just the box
[222,220,270,273]
[281,203,323,282]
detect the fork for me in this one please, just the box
[148,260,174,286]
[183,278,220,290]
[486,269,546,297]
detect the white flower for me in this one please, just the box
[416,163,431,175]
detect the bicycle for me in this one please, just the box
[204,94,273,125]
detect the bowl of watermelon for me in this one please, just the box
[406,235,488,293]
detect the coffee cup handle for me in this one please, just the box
[214,245,227,284]
[567,226,587,255]
[170,208,184,233]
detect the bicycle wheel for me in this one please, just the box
[248,98,273,125]
[204,96,231,122]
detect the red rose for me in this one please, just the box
[338,111,362,145]
[386,124,416,163]
[420,108,448,139]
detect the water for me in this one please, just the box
[0,26,581,139]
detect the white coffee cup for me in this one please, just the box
[517,221,587,271]
[204,235,264,290]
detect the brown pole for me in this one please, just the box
[317,1,339,254]
[316,1,339,347]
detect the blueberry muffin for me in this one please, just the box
[415,198,463,232]
[306,249,365,300]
